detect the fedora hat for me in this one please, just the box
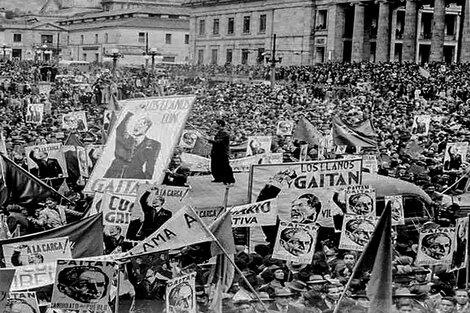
[273,288,294,298]
[393,288,417,298]
[307,274,327,284]
[285,280,308,292]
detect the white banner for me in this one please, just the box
[101,192,135,230]
[25,103,44,125]
[362,154,378,174]
[84,96,195,195]
[451,217,469,271]
[272,221,318,264]
[6,291,40,313]
[25,143,68,179]
[51,259,117,313]
[411,115,431,136]
[246,136,272,156]
[339,214,377,251]
[416,228,455,266]
[62,111,88,132]
[230,198,278,227]
[443,142,468,171]
[345,185,376,217]
[249,159,363,228]
[385,195,405,226]
[166,272,196,313]
[179,130,199,149]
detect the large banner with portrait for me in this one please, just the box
[166,272,196,313]
[416,228,455,266]
[339,214,377,251]
[249,159,363,228]
[25,103,44,125]
[230,198,278,228]
[84,96,195,196]
[246,136,272,156]
[411,115,431,136]
[276,120,294,136]
[2,237,72,268]
[62,111,88,132]
[5,291,40,313]
[51,259,117,313]
[443,142,468,171]
[451,217,468,271]
[345,185,376,217]
[384,195,405,226]
[272,221,318,264]
[25,143,68,179]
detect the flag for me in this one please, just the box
[192,136,212,156]
[0,268,15,312]
[0,213,104,291]
[0,154,68,208]
[209,210,236,256]
[293,116,323,146]
[123,206,214,258]
[332,116,378,147]
[208,254,235,313]
[351,205,392,313]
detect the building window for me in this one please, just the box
[165,34,172,44]
[105,33,109,43]
[41,34,53,44]
[95,53,99,62]
[316,10,327,29]
[13,34,22,42]
[138,32,146,43]
[185,34,189,44]
[446,14,456,36]
[80,35,84,44]
[211,49,218,64]
[226,49,233,64]
[199,19,206,36]
[227,17,234,34]
[259,14,266,33]
[12,49,21,60]
[241,49,249,64]
[95,34,99,44]
[83,53,87,61]
[257,48,265,63]
[243,16,251,33]
[197,49,204,64]
[213,19,219,35]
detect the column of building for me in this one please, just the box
[351,2,366,62]
[402,0,418,62]
[430,0,446,62]
[327,3,345,61]
[460,0,470,62]
[376,0,392,61]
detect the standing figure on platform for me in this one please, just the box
[208,119,235,185]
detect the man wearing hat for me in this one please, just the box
[268,288,303,313]
[409,267,431,297]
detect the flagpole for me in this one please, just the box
[114,264,120,313]
[188,205,270,313]
[466,213,470,289]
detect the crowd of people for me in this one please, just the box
[0,59,470,313]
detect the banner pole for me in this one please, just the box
[114,264,121,313]
[188,206,270,313]
[466,214,470,289]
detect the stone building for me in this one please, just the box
[185,0,470,65]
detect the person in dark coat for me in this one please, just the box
[208,119,235,185]
[136,189,172,239]
[163,154,190,186]
[104,111,160,179]
[29,149,63,179]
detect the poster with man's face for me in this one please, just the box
[5,292,40,313]
[25,143,68,179]
[416,228,455,266]
[451,217,468,271]
[178,130,198,149]
[443,142,468,172]
[272,221,318,264]
[85,145,105,176]
[276,120,294,136]
[62,111,88,132]
[166,272,196,313]
[411,115,431,136]
[51,259,117,313]
[84,96,195,196]
[339,214,377,251]
[385,195,404,226]
[246,136,272,157]
[345,185,376,216]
